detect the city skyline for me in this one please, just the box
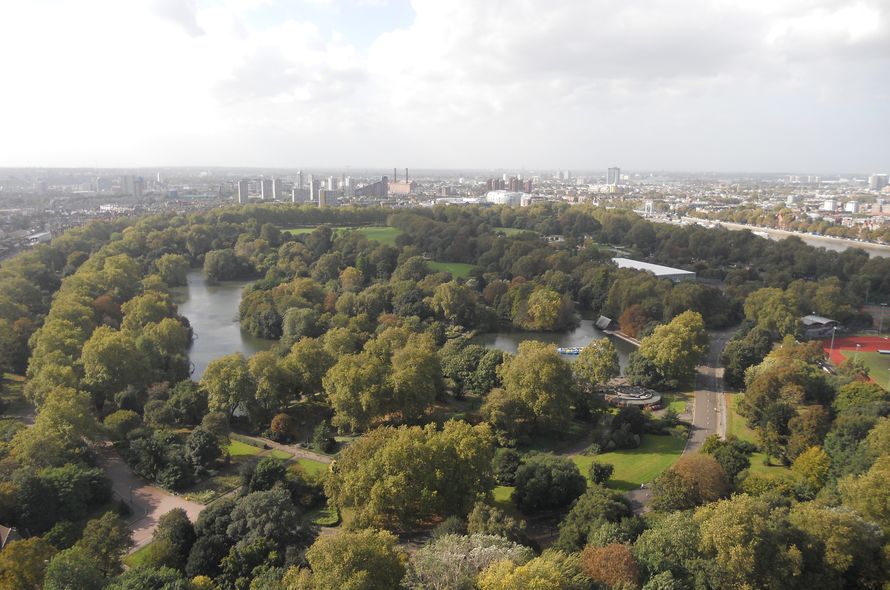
[0,0,887,172]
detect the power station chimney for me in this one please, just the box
[405,168,409,183]
[393,167,397,182]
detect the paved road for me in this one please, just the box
[684,329,733,454]
[98,446,205,550]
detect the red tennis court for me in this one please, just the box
[822,335,890,366]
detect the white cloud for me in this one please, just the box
[0,0,886,170]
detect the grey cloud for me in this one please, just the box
[152,0,204,37]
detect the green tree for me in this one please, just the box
[555,485,633,552]
[638,311,708,382]
[430,281,477,326]
[120,290,176,331]
[201,353,257,420]
[791,446,831,491]
[693,494,803,589]
[155,253,190,287]
[323,352,390,432]
[76,512,132,577]
[839,456,890,534]
[153,508,197,572]
[185,427,222,470]
[226,487,307,547]
[44,546,104,590]
[588,462,614,485]
[388,333,443,420]
[285,528,405,590]
[511,453,587,514]
[325,421,494,530]
[574,339,620,390]
[81,326,151,400]
[499,341,576,433]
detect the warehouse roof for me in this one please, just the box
[611,257,696,279]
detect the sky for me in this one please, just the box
[0,0,887,173]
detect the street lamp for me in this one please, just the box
[856,343,862,361]
[829,326,837,352]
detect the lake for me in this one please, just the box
[172,270,274,379]
[473,319,637,369]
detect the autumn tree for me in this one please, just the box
[638,311,708,382]
[580,543,640,589]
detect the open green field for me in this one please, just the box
[295,457,329,477]
[124,542,155,568]
[494,227,535,236]
[428,260,475,278]
[225,439,263,457]
[841,350,890,391]
[284,225,403,246]
[661,392,692,415]
[492,485,521,517]
[572,434,685,491]
[306,503,340,526]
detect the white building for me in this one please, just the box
[485,190,523,206]
[611,258,696,282]
[822,199,837,211]
[844,201,860,213]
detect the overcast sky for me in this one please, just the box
[0,0,887,173]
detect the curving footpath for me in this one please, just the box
[98,445,205,550]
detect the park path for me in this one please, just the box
[626,328,734,514]
[98,445,204,550]
[684,328,733,454]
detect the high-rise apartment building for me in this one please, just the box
[237,179,249,204]
[607,167,621,185]
[260,179,273,200]
[869,174,888,191]
[272,178,285,200]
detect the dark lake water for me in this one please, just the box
[174,272,634,379]
[172,271,274,379]
[473,319,636,370]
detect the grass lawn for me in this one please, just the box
[572,434,685,491]
[428,260,475,278]
[124,541,155,567]
[661,392,692,415]
[306,503,340,527]
[840,350,890,391]
[494,227,536,236]
[285,225,403,246]
[185,473,241,504]
[726,394,789,476]
[1,374,32,416]
[269,449,292,460]
[522,420,590,454]
[353,226,402,246]
[492,485,521,517]
[225,439,263,458]
[294,457,329,477]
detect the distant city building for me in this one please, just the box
[291,187,309,203]
[237,179,249,204]
[607,167,621,186]
[296,170,304,189]
[354,176,389,198]
[869,173,888,191]
[260,179,273,200]
[485,190,523,206]
[120,175,143,198]
[272,178,286,200]
[318,189,337,208]
[308,178,318,202]
[389,168,414,195]
[822,199,838,211]
[844,201,860,214]
[611,257,695,282]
